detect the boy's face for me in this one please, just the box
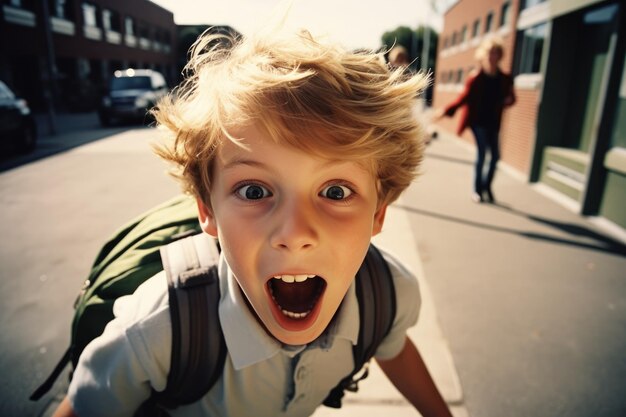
[197,124,387,345]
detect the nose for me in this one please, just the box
[270,196,319,251]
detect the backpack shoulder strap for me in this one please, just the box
[353,244,397,365]
[323,243,397,408]
[155,233,226,408]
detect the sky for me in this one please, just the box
[150,0,448,50]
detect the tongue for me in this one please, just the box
[270,277,324,313]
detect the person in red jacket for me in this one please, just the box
[435,37,515,203]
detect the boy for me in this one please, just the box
[53,27,452,417]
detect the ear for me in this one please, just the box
[371,204,388,236]
[196,197,218,237]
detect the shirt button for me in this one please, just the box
[296,367,307,380]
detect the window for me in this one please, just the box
[110,76,151,91]
[163,32,171,53]
[456,68,463,83]
[52,0,71,19]
[451,31,457,46]
[139,22,150,39]
[103,9,111,30]
[485,11,494,33]
[460,25,467,43]
[521,0,546,10]
[472,19,480,38]
[137,22,152,48]
[125,16,135,36]
[500,2,511,27]
[515,22,547,74]
[82,2,97,27]
[103,9,120,32]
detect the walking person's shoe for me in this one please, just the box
[472,192,484,203]
[483,188,495,203]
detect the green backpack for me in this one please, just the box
[31,194,397,410]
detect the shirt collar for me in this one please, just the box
[217,254,359,370]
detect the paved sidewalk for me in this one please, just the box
[396,128,626,417]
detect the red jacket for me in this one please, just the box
[443,69,516,135]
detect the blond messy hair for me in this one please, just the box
[153,27,428,208]
[475,36,504,62]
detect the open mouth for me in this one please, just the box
[267,274,326,320]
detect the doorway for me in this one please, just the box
[539,2,620,203]
[563,3,619,153]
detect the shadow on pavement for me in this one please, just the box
[491,202,626,251]
[395,203,626,257]
[0,112,149,173]
[0,129,126,172]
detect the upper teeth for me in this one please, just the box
[273,274,315,283]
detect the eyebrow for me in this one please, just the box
[221,155,363,173]
[221,157,270,171]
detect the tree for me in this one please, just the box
[381,25,439,73]
[382,26,415,55]
[176,25,241,83]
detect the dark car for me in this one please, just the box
[98,69,168,126]
[0,80,36,155]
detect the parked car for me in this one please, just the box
[98,69,168,126]
[0,80,37,155]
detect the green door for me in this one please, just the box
[564,3,618,153]
[538,3,620,203]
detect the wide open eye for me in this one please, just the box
[320,184,353,201]
[236,183,272,200]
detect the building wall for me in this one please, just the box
[0,0,177,111]
[499,86,539,173]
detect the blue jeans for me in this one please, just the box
[470,125,500,194]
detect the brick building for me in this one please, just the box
[0,0,177,111]
[433,0,626,239]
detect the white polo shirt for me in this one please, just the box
[68,247,421,417]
